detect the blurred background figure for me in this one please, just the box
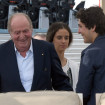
[75,0,85,11]
[73,0,85,10]
[73,0,85,17]
[33,33,46,41]
[46,22,79,91]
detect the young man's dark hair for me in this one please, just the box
[76,6,105,35]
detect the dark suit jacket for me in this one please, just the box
[0,38,73,92]
[76,35,105,105]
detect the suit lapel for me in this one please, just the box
[6,40,25,91]
[31,39,45,90]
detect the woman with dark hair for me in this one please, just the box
[46,22,79,91]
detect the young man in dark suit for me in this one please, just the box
[76,6,105,105]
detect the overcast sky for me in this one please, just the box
[73,0,99,9]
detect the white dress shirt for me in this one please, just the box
[15,41,34,92]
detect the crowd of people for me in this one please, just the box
[0,6,105,105]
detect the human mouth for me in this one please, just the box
[60,45,66,48]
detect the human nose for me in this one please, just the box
[78,28,81,34]
[19,32,25,39]
[62,38,66,43]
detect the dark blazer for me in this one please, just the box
[76,35,105,105]
[0,38,73,92]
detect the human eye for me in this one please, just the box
[57,36,62,40]
[14,31,20,35]
[23,29,29,33]
[78,24,82,28]
[65,36,69,40]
